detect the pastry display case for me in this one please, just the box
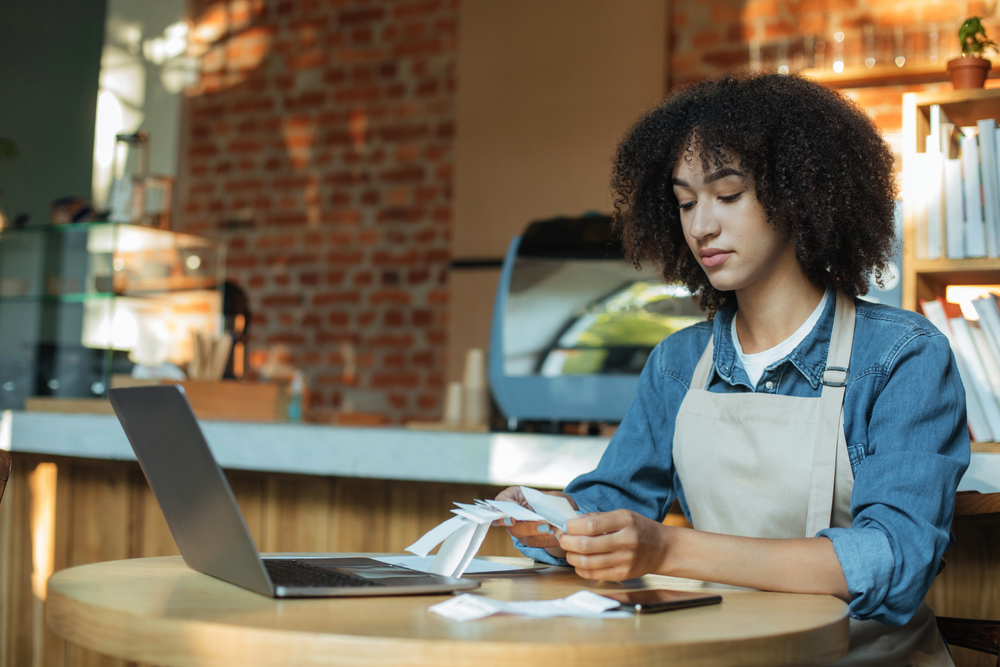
[0,222,224,409]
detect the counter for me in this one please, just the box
[2,410,997,492]
[2,411,997,667]
[0,410,609,489]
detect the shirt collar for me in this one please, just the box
[710,285,837,390]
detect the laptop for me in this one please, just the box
[108,385,481,598]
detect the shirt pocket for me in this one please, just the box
[847,442,868,473]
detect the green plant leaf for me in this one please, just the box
[960,16,997,58]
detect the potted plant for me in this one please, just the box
[948,17,996,89]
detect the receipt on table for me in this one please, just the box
[429,591,630,621]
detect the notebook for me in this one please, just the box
[107,385,481,598]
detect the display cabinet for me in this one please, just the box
[901,87,1000,312]
[0,222,224,409]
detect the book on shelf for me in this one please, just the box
[948,317,1000,436]
[960,132,988,258]
[921,297,995,442]
[943,157,965,259]
[914,105,1000,260]
[979,119,1000,257]
[925,135,944,260]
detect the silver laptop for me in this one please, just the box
[108,385,480,598]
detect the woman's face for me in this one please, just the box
[672,154,797,295]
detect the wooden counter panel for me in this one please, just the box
[0,453,520,667]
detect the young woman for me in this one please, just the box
[497,73,970,666]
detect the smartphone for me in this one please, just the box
[603,589,722,614]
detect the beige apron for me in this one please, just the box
[672,292,951,667]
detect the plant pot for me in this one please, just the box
[947,56,992,89]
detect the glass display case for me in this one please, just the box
[0,222,224,409]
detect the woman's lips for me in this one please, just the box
[700,249,732,268]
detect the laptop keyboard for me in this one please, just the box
[263,559,383,588]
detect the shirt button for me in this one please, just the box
[765,381,774,390]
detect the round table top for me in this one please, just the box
[46,555,849,667]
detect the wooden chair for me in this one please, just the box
[0,449,9,506]
[936,491,1000,666]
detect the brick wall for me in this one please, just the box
[176,0,457,423]
[671,0,993,130]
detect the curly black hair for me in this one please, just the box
[611,72,898,316]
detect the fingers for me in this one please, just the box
[494,486,531,508]
[565,509,631,537]
[505,519,562,548]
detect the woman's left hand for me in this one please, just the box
[558,510,671,581]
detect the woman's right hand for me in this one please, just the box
[493,486,577,555]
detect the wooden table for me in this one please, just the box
[45,555,849,667]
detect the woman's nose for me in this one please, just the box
[687,204,720,240]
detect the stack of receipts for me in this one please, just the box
[430,591,630,621]
[405,486,578,578]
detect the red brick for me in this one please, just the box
[189,143,219,157]
[413,351,434,367]
[372,373,419,388]
[313,291,360,306]
[285,91,326,109]
[339,7,384,25]
[334,87,381,103]
[371,290,412,305]
[702,48,750,68]
[693,30,722,49]
[321,211,362,224]
[327,251,364,264]
[261,294,304,307]
[369,334,414,347]
[393,39,442,58]
[394,1,441,19]
[268,333,306,345]
[377,207,425,223]
[266,212,308,226]
[324,171,370,185]
[383,353,406,367]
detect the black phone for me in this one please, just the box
[603,589,722,614]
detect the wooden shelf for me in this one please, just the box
[802,61,1000,90]
[971,441,1000,453]
[901,88,1000,311]
[955,490,1000,518]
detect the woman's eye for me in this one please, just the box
[719,192,743,203]
[678,201,695,211]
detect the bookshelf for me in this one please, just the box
[901,87,1000,311]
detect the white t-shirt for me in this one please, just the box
[732,290,829,389]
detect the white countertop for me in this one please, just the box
[0,410,608,489]
[2,409,995,493]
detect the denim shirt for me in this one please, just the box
[516,288,970,626]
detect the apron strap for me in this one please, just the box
[804,291,856,537]
[691,336,715,390]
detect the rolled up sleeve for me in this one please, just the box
[508,331,703,561]
[818,329,969,625]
